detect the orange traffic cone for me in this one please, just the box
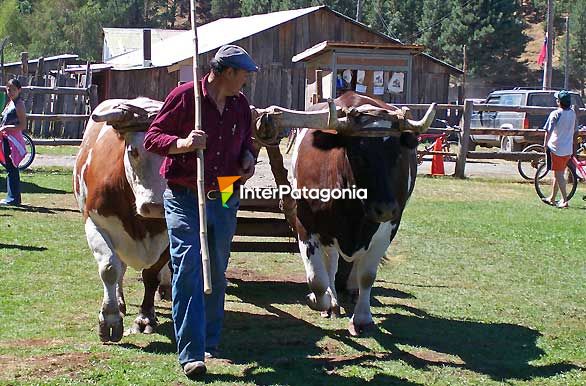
[431,137,445,176]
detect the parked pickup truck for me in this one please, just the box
[469,89,585,152]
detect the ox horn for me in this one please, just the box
[405,103,437,133]
[91,109,128,123]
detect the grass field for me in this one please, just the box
[34,146,80,157]
[0,167,584,385]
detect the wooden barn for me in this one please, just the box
[102,5,462,110]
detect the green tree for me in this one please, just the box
[0,0,31,61]
[195,0,212,25]
[416,0,451,56]
[566,1,586,94]
[438,0,526,78]
[211,0,240,19]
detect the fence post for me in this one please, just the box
[454,99,473,179]
[20,52,28,76]
[88,84,98,112]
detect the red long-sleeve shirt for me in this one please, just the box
[144,74,254,193]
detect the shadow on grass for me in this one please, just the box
[119,277,581,384]
[0,204,78,214]
[0,176,69,195]
[376,305,581,381]
[0,242,48,252]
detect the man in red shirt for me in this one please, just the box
[144,44,257,379]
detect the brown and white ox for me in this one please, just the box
[288,92,435,335]
[73,98,170,342]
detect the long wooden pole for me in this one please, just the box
[543,0,554,89]
[564,14,570,90]
[190,0,212,295]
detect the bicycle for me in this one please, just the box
[517,143,545,180]
[534,140,586,203]
[416,119,459,165]
[18,132,36,170]
[519,125,586,180]
[0,131,35,171]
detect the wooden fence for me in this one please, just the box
[4,54,96,139]
[400,100,586,178]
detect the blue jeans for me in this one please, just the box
[1,137,21,204]
[163,185,239,365]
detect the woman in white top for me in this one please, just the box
[542,90,577,208]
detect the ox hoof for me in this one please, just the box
[98,317,124,343]
[306,293,332,312]
[130,314,157,334]
[155,285,172,301]
[347,321,376,337]
[320,305,342,318]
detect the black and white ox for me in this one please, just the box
[257,92,436,335]
[73,98,171,342]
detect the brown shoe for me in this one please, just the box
[183,361,206,379]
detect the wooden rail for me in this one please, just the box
[22,86,91,96]
[27,114,90,121]
[33,139,82,146]
[409,99,586,178]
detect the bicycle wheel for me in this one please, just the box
[443,140,458,162]
[518,144,544,180]
[534,162,577,201]
[285,128,297,154]
[17,132,36,171]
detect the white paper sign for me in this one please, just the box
[373,71,384,86]
[373,86,385,95]
[388,72,404,93]
[356,70,365,84]
[355,84,367,93]
[342,69,353,84]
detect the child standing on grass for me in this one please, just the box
[0,78,27,206]
[542,90,577,208]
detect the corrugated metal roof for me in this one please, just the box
[106,6,324,68]
[4,54,79,67]
[103,28,185,62]
[104,5,461,75]
[292,41,424,63]
[64,63,113,73]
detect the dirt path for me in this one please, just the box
[30,149,525,183]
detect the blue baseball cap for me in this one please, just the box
[555,90,571,105]
[214,44,259,72]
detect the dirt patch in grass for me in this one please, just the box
[407,348,465,365]
[0,338,66,349]
[0,352,109,381]
[227,267,305,284]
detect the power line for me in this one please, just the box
[373,4,399,41]
[402,0,475,44]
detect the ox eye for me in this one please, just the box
[129,148,139,158]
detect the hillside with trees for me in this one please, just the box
[0,0,583,94]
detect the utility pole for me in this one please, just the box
[356,0,362,23]
[462,45,467,101]
[542,0,554,90]
[564,14,570,90]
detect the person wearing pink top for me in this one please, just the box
[0,78,27,206]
